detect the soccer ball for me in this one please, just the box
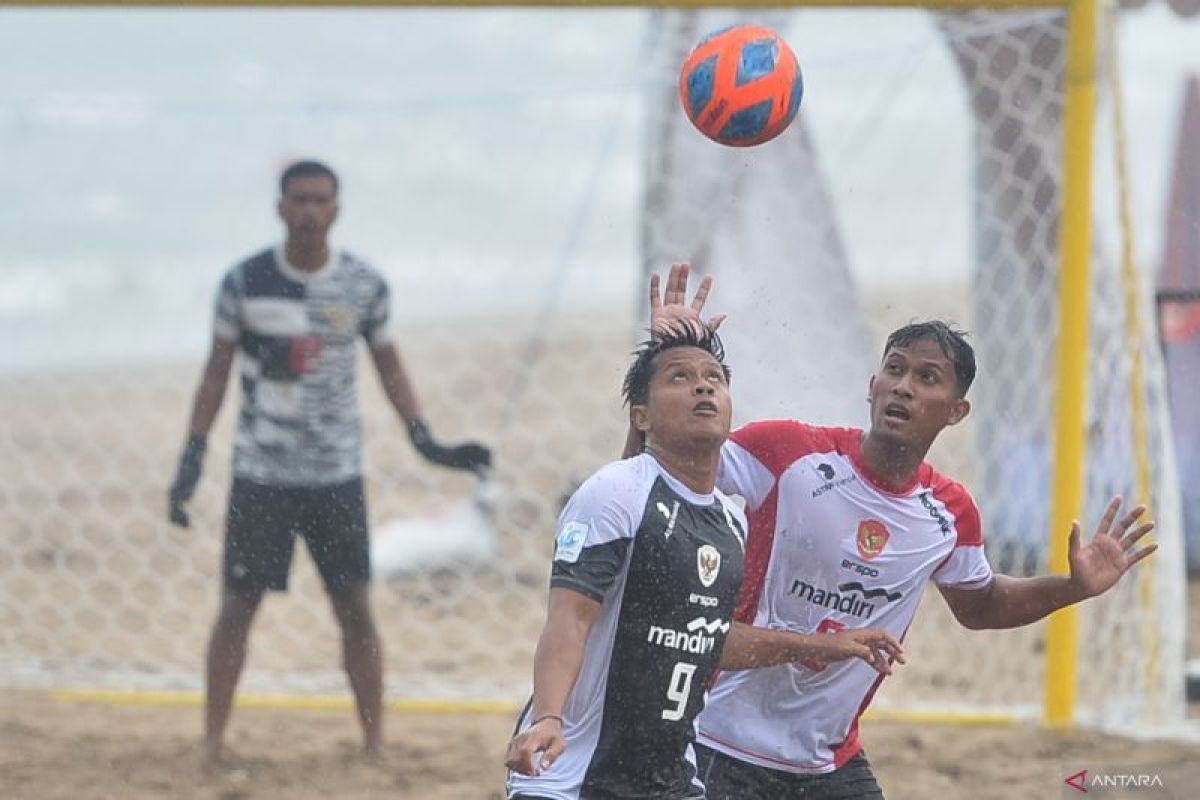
[679,24,803,147]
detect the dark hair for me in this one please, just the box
[280,160,339,195]
[883,320,976,397]
[622,324,731,408]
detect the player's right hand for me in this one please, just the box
[167,435,206,528]
[649,262,727,339]
[504,717,567,776]
[819,629,906,676]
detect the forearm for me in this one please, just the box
[960,574,1088,630]
[530,616,590,719]
[371,345,422,425]
[187,361,231,438]
[382,370,421,425]
[718,622,824,671]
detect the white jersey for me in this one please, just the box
[696,421,993,774]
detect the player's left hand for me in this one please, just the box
[816,629,906,676]
[1066,496,1157,599]
[505,717,566,776]
[649,262,726,339]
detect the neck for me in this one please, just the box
[859,430,928,491]
[644,440,720,495]
[285,239,329,272]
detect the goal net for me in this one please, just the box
[0,4,1186,733]
[644,5,1185,730]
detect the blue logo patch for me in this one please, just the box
[554,521,589,563]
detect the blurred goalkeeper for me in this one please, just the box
[167,159,491,764]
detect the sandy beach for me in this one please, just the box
[2,314,1197,798]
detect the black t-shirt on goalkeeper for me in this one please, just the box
[507,453,747,800]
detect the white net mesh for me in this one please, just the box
[0,7,1186,730]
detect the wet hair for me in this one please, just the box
[622,324,731,408]
[883,320,976,397]
[280,160,339,196]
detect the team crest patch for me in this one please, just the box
[697,544,721,587]
[323,305,356,333]
[555,521,588,564]
[856,519,889,560]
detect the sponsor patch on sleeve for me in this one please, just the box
[554,521,589,563]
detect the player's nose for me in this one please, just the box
[891,374,915,398]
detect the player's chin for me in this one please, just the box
[873,416,917,443]
[675,427,727,452]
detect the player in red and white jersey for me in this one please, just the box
[698,418,988,780]
[636,265,1159,799]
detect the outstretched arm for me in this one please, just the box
[505,588,601,776]
[940,497,1156,630]
[370,343,423,425]
[719,622,904,675]
[371,343,491,473]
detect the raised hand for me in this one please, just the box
[1067,496,1157,599]
[649,262,726,339]
[505,717,567,776]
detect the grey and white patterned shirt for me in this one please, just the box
[213,245,392,486]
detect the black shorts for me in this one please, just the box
[695,743,884,800]
[224,477,371,593]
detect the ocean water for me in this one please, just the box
[0,7,1194,374]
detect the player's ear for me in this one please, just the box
[630,404,651,433]
[947,397,970,426]
[867,374,876,402]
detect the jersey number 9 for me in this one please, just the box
[662,662,698,721]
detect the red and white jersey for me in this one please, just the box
[696,421,993,774]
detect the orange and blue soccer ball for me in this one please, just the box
[679,24,803,147]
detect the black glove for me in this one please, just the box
[408,419,492,473]
[168,435,207,527]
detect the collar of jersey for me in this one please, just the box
[274,244,339,282]
[640,453,718,506]
[845,429,928,497]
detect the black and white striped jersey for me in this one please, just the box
[212,246,391,486]
[508,453,746,800]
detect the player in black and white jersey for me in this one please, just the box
[166,160,492,764]
[505,326,903,800]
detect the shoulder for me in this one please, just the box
[727,420,854,475]
[222,248,274,284]
[558,456,662,544]
[922,466,982,546]
[573,455,659,506]
[235,247,277,277]
[338,251,388,287]
[224,248,299,298]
